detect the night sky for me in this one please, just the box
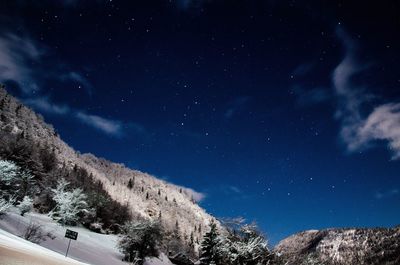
[0,1,399,244]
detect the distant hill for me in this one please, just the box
[275,227,400,264]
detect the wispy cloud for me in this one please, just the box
[61,71,93,96]
[375,189,399,200]
[181,186,206,202]
[228,186,242,194]
[333,27,400,159]
[76,111,123,136]
[152,176,206,202]
[217,184,251,200]
[0,30,136,137]
[175,0,209,10]
[293,86,330,107]
[225,96,251,119]
[0,33,43,94]
[353,104,400,159]
[0,31,92,97]
[292,62,315,77]
[220,185,244,196]
[24,97,70,115]
[25,96,129,137]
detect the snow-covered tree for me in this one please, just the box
[168,220,184,255]
[0,160,18,184]
[118,219,163,264]
[0,197,15,216]
[301,254,326,265]
[49,179,89,225]
[15,169,35,198]
[0,160,19,195]
[18,195,33,216]
[200,220,223,265]
[0,159,35,199]
[218,221,272,265]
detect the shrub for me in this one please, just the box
[118,219,163,264]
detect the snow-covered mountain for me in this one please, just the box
[275,227,400,264]
[0,86,213,247]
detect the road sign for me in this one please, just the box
[65,229,78,240]
[65,229,78,257]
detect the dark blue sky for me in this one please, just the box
[0,0,399,244]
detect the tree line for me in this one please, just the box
[0,131,130,233]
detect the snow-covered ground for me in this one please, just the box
[0,209,174,265]
[0,228,89,265]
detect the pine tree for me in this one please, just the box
[127,178,133,189]
[218,220,272,265]
[0,197,15,215]
[187,231,197,260]
[18,195,33,216]
[174,220,180,239]
[169,220,183,255]
[189,231,194,247]
[200,220,221,265]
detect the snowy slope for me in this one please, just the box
[0,209,174,265]
[0,228,89,265]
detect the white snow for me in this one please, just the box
[144,253,175,265]
[0,209,175,265]
[0,228,89,265]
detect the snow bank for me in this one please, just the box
[145,253,175,265]
[0,228,89,265]
[0,209,175,265]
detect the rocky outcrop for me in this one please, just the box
[275,227,400,265]
[169,253,194,265]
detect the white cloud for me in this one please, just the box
[24,96,136,137]
[0,33,43,94]
[76,111,123,136]
[179,186,206,202]
[0,32,93,97]
[0,31,135,137]
[25,97,70,115]
[354,104,400,158]
[333,28,365,122]
[333,28,400,159]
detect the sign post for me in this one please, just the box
[64,229,78,258]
